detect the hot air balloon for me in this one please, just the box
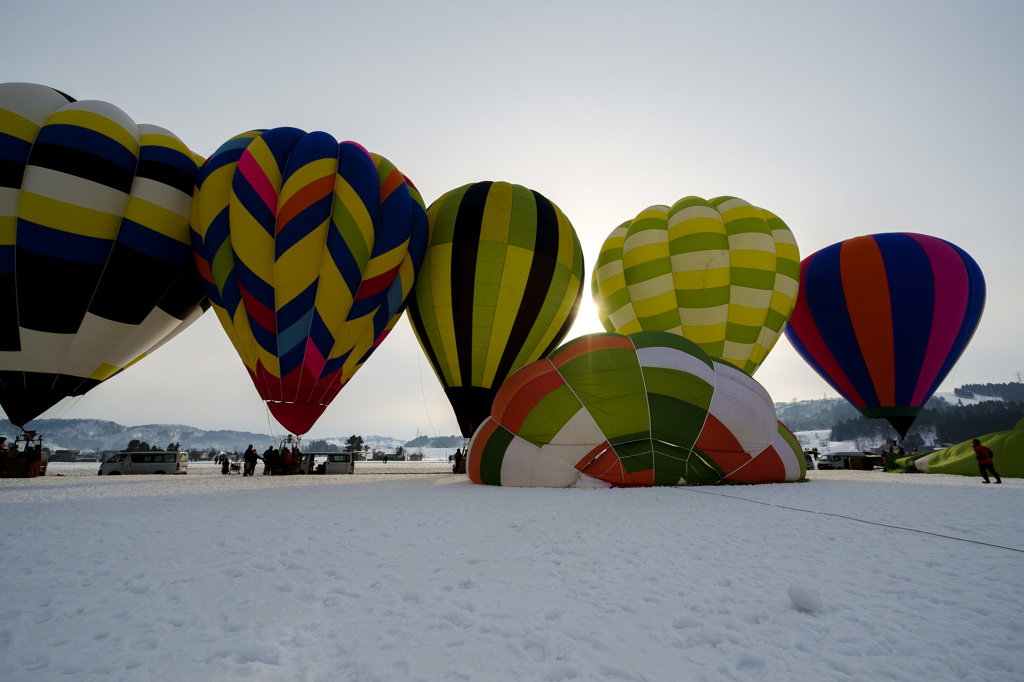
[908,418,1023,478]
[468,331,805,487]
[407,181,585,438]
[0,82,209,427]
[591,196,800,376]
[784,233,985,439]
[191,128,428,435]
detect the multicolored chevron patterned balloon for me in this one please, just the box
[591,196,800,376]
[0,82,209,427]
[467,331,805,487]
[191,128,428,435]
[407,181,585,438]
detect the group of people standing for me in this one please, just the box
[229,444,302,476]
[0,436,44,478]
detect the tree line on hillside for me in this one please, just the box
[121,440,227,460]
[293,434,463,452]
[303,439,342,453]
[405,434,463,448]
[830,398,1023,447]
[284,436,369,454]
[774,399,862,431]
[954,382,1024,402]
[124,440,181,452]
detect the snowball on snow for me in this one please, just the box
[788,580,823,613]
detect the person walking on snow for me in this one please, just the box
[972,439,1001,484]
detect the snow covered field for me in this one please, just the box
[1,461,1021,681]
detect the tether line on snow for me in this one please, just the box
[680,487,1024,554]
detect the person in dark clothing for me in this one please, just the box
[972,439,1001,484]
[453,448,463,473]
[262,447,275,475]
[243,445,258,476]
[221,455,231,475]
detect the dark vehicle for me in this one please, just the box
[49,449,81,462]
[816,453,847,470]
[847,453,884,470]
[817,451,883,471]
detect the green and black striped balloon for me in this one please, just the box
[408,181,584,438]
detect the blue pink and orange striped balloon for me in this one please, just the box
[784,233,985,439]
[191,128,428,435]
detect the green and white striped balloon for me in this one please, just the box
[591,196,799,376]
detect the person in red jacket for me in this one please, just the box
[972,439,1001,484]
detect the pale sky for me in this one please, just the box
[3,0,1022,441]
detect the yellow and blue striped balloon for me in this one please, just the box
[191,128,428,435]
[0,82,208,426]
[592,196,800,376]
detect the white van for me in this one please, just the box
[308,452,355,475]
[98,451,189,475]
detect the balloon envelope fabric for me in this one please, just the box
[592,196,800,376]
[468,331,805,487]
[408,181,584,438]
[784,233,985,439]
[0,82,209,426]
[191,129,428,435]
[909,417,1023,479]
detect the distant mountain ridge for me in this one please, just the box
[0,419,410,454]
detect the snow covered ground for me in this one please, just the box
[1,458,1021,681]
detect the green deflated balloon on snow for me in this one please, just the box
[467,331,805,487]
[903,419,1023,479]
